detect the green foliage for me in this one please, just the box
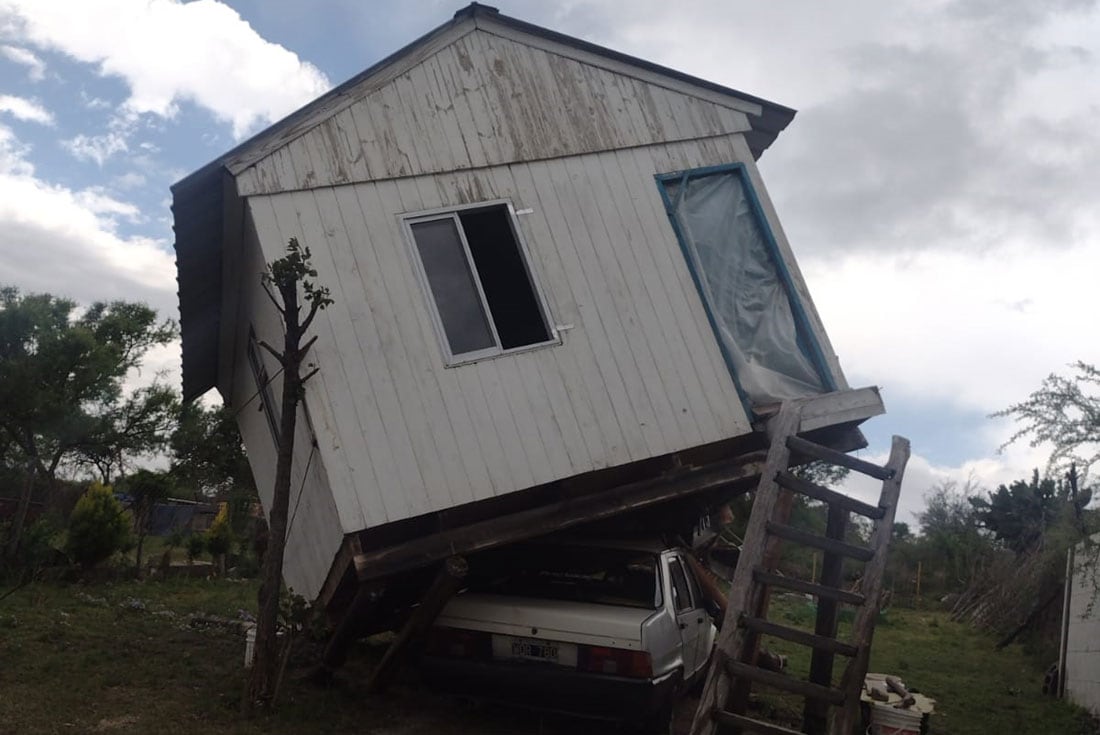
[263,237,333,314]
[0,287,176,559]
[185,533,206,564]
[916,480,991,588]
[66,482,130,569]
[997,361,1100,480]
[170,403,253,500]
[969,469,1090,554]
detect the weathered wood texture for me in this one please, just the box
[689,405,802,735]
[244,133,806,537]
[224,216,344,599]
[233,28,753,196]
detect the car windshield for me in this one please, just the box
[469,545,662,609]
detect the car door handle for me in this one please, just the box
[679,622,687,630]
[696,617,704,624]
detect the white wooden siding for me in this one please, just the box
[241,132,795,534]
[234,28,752,197]
[227,211,344,598]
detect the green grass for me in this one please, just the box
[755,597,1097,735]
[0,580,1096,734]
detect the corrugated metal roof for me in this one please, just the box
[172,2,797,402]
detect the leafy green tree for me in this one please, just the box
[969,469,1091,554]
[66,482,130,570]
[917,480,990,589]
[120,469,174,575]
[0,288,175,559]
[77,385,179,485]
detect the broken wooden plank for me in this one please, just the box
[713,710,805,735]
[354,452,766,581]
[366,556,468,693]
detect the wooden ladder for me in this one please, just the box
[690,402,910,735]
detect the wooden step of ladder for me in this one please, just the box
[689,401,910,735]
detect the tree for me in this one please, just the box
[77,384,179,485]
[969,469,1090,555]
[120,469,174,575]
[66,482,131,570]
[917,480,990,588]
[0,288,175,560]
[997,361,1100,481]
[245,238,331,713]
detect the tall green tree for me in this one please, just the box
[0,287,175,559]
[170,402,253,500]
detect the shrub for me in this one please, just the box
[205,504,233,558]
[186,533,206,564]
[66,482,131,570]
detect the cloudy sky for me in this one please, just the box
[1,0,1096,525]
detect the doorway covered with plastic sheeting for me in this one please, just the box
[656,164,835,413]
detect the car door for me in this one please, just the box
[668,554,707,678]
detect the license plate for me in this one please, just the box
[492,635,578,666]
[512,639,558,661]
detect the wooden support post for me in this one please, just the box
[367,556,468,694]
[313,582,387,682]
[802,504,848,735]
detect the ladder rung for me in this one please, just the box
[754,569,866,606]
[724,659,846,705]
[775,471,886,519]
[786,436,895,481]
[740,615,859,657]
[713,710,805,735]
[766,521,875,562]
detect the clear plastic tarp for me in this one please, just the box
[665,170,827,407]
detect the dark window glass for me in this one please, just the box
[669,558,693,612]
[411,218,495,355]
[247,331,280,444]
[468,544,661,609]
[411,205,552,360]
[460,208,550,349]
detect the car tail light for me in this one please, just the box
[425,627,492,660]
[577,645,653,679]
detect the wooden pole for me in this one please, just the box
[318,582,387,673]
[803,504,848,735]
[367,556,468,693]
[916,561,922,603]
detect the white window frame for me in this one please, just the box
[403,200,559,367]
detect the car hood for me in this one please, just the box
[436,593,656,650]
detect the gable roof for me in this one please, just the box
[172,3,797,402]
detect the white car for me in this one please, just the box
[419,539,717,731]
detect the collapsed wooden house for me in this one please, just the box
[172,2,897,686]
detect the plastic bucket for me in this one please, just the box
[869,703,922,735]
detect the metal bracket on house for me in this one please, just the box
[173,3,909,731]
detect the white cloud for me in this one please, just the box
[0,43,43,80]
[0,93,52,124]
[0,124,176,317]
[1,0,330,138]
[64,130,129,165]
[804,241,1100,416]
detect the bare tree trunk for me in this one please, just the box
[4,456,37,561]
[244,263,311,714]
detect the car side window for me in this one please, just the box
[669,558,694,612]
